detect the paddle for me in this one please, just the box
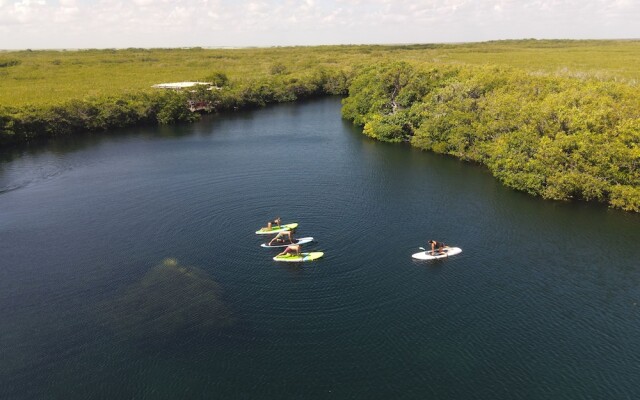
[418,246,434,255]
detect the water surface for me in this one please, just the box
[1,97,639,399]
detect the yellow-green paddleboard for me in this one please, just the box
[273,252,324,262]
[255,223,298,235]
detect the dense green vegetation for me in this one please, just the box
[0,46,358,145]
[1,40,639,210]
[0,66,349,145]
[342,62,640,212]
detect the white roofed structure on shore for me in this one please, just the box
[152,82,213,90]
[152,82,217,112]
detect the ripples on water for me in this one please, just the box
[1,98,640,399]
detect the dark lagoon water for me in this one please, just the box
[1,97,639,399]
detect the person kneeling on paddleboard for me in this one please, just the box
[269,231,295,246]
[266,217,281,230]
[428,240,446,255]
[277,244,300,257]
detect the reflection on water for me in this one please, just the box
[0,122,203,194]
[98,258,234,343]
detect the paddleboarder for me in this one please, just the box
[428,240,446,255]
[277,244,301,257]
[269,230,295,246]
[266,217,281,230]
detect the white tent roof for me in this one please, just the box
[152,82,212,89]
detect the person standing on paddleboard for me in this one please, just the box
[428,240,446,255]
[269,230,295,246]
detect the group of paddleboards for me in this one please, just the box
[257,218,462,263]
[256,219,324,262]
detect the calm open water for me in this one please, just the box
[1,97,639,399]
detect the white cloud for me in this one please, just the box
[0,0,638,49]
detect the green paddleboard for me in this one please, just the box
[255,223,298,235]
[273,252,324,262]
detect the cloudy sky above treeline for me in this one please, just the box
[0,0,638,49]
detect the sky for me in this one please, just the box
[0,0,638,50]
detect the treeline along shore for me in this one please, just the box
[342,62,640,212]
[0,69,349,144]
[0,41,639,211]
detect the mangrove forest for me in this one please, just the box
[0,40,639,211]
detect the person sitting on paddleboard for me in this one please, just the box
[277,244,300,257]
[269,230,295,245]
[266,217,281,230]
[428,240,446,255]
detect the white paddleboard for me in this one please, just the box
[412,247,462,260]
[261,237,314,248]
